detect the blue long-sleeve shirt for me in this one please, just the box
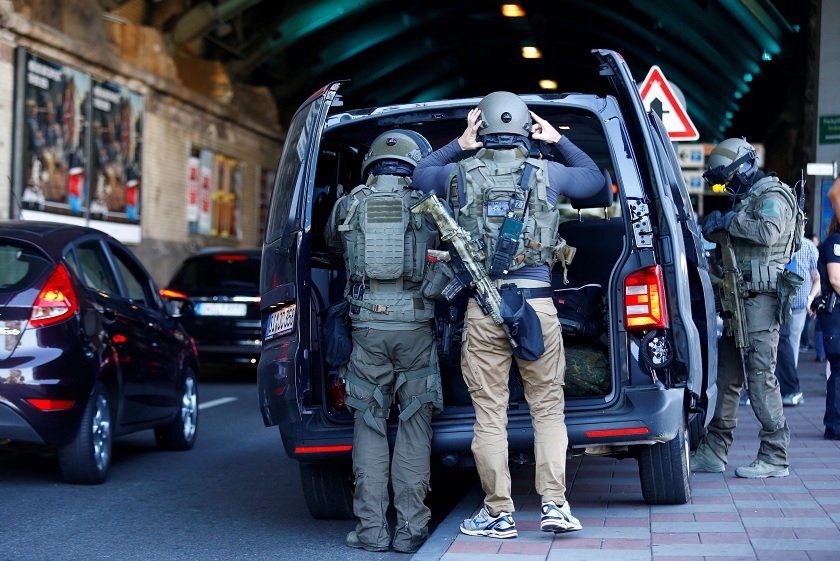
[411,137,603,284]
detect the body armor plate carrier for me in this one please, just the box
[447,147,564,274]
[337,174,438,324]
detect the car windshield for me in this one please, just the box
[0,241,51,293]
[169,254,260,291]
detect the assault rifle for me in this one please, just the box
[410,193,516,348]
[709,229,750,377]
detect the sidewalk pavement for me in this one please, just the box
[414,352,840,561]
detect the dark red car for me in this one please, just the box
[0,221,200,484]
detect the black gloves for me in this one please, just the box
[702,210,737,237]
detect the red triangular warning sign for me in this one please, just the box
[638,66,699,141]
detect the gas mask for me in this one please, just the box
[702,149,756,199]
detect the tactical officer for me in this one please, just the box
[412,92,603,538]
[325,129,442,553]
[692,137,803,478]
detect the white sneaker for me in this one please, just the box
[540,500,582,533]
[782,392,804,406]
[460,505,518,539]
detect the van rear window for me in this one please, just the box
[169,256,260,291]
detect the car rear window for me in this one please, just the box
[169,254,260,291]
[0,242,51,294]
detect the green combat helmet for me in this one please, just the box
[703,137,758,198]
[361,129,432,178]
[476,91,532,137]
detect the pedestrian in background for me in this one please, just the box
[775,236,820,406]
[815,215,840,440]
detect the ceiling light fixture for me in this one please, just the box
[539,79,558,90]
[502,4,526,17]
[521,46,542,59]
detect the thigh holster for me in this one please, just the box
[344,370,391,436]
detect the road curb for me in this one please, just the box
[411,482,483,561]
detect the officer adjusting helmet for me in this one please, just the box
[702,137,759,198]
[476,91,532,150]
[361,129,432,179]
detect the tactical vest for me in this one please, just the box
[447,147,562,273]
[733,175,801,292]
[337,174,437,324]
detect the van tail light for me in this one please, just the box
[213,254,247,261]
[624,265,668,330]
[29,264,78,328]
[25,398,76,411]
[160,288,188,299]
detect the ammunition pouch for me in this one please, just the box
[743,263,783,293]
[420,259,455,300]
[776,269,804,326]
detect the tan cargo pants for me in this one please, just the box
[461,297,568,515]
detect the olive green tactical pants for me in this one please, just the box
[461,297,568,515]
[700,292,790,467]
[345,325,439,551]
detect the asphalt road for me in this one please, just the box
[0,369,475,561]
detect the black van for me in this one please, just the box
[257,49,718,519]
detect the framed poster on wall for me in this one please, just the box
[13,49,144,243]
[187,145,242,239]
[17,51,91,217]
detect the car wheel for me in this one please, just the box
[58,381,113,485]
[299,462,355,520]
[637,412,691,505]
[154,368,198,451]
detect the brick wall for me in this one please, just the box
[137,94,280,283]
[0,2,283,284]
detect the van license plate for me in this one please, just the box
[265,304,296,340]
[196,303,247,317]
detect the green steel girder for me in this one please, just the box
[720,0,785,55]
[227,0,389,77]
[308,6,462,76]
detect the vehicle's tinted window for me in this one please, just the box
[0,242,50,293]
[62,247,80,278]
[169,255,260,291]
[110,246,149,306]
[265,95,324,243]
[76,241,120,295]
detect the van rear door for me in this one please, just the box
[647,114,718,420]
[258,82,343,427]
[593,48,708,404]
